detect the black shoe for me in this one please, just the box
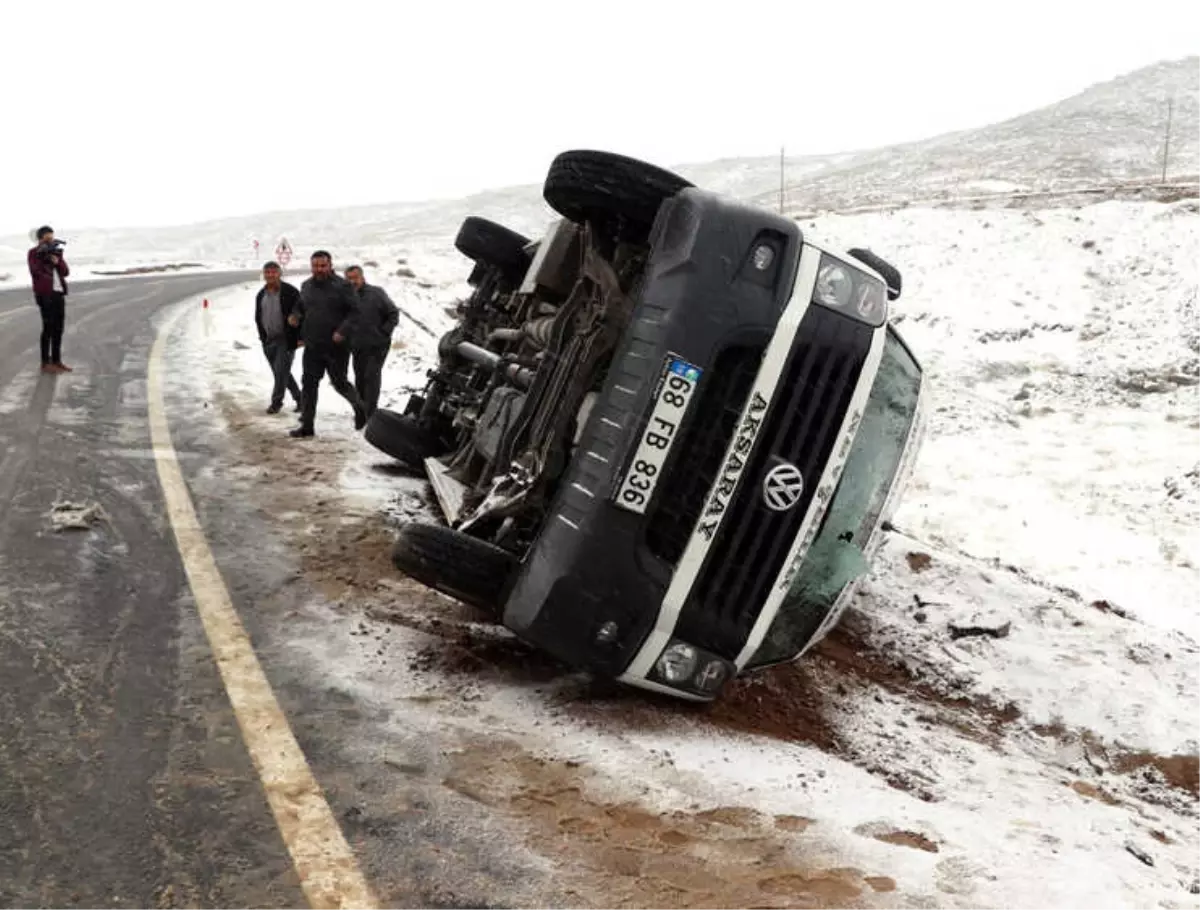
[354,409,367,431]
[266,403,282,415]
[289,425,315,438]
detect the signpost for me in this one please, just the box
[275,237,293,267]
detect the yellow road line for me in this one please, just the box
[147,300,377,910]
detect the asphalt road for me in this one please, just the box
[0,273,311,908]
[0,274,563,910]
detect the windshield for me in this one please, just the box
[747,325,922,670]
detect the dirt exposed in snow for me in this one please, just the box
[210,391,407,602]
[444,737,893,910]
[854,823,941,854]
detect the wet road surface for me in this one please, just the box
[0,274,308,908]
[0,274,568,910]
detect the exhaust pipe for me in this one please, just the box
[455,341,536,389]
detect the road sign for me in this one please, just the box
[275,237,293,266]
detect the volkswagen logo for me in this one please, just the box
[762,461,805,512]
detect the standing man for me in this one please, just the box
[286,250,366,438]
[27,225,71,374]
[345,265,399,419]
[254,261,303,414]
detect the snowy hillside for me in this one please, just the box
[0,155,843,279]
[760,56,1200,215]
[1,57,1193,282]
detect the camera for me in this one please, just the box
[36,238,66,258]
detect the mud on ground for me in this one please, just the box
[445,738,897,910]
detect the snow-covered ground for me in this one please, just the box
[176,191,1199,908]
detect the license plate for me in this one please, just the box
[613,354,703,514]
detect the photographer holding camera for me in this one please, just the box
[27,225,72,373]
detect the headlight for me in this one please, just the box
[693,658,729,693]
[648,639,736,697]
[655,643,698,683]
[854,280,886,323]
[812,253,888,327]
[815,261,853,309]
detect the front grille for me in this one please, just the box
[676,307,873,658]
[644,343,766,565]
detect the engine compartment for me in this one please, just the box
[416,217,652,555]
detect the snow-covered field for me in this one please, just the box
[177,191,1199,908]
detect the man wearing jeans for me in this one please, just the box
[254,261,303,414]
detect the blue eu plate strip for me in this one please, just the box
[668,358,702,383]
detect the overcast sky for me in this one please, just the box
[1,0,1195,235]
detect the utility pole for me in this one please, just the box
[779,146,785,214]
[1161,98,1174,184]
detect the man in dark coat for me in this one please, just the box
[27,225,72,373]
[345,265,399,419]
[254,261,303,414]
[286,250,366,438]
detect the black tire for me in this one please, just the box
[543,149,693,243]
[848,247,903,301]
[364,408,445,467]
[391,522,515,612]
[454,217,532,279]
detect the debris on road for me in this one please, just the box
[47,499,108,532]
[1124,841,1155,867]
[948,619,1013,641]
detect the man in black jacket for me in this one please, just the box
[254,261,303,414]
[286,250,367,438]
[345,265,399,419]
